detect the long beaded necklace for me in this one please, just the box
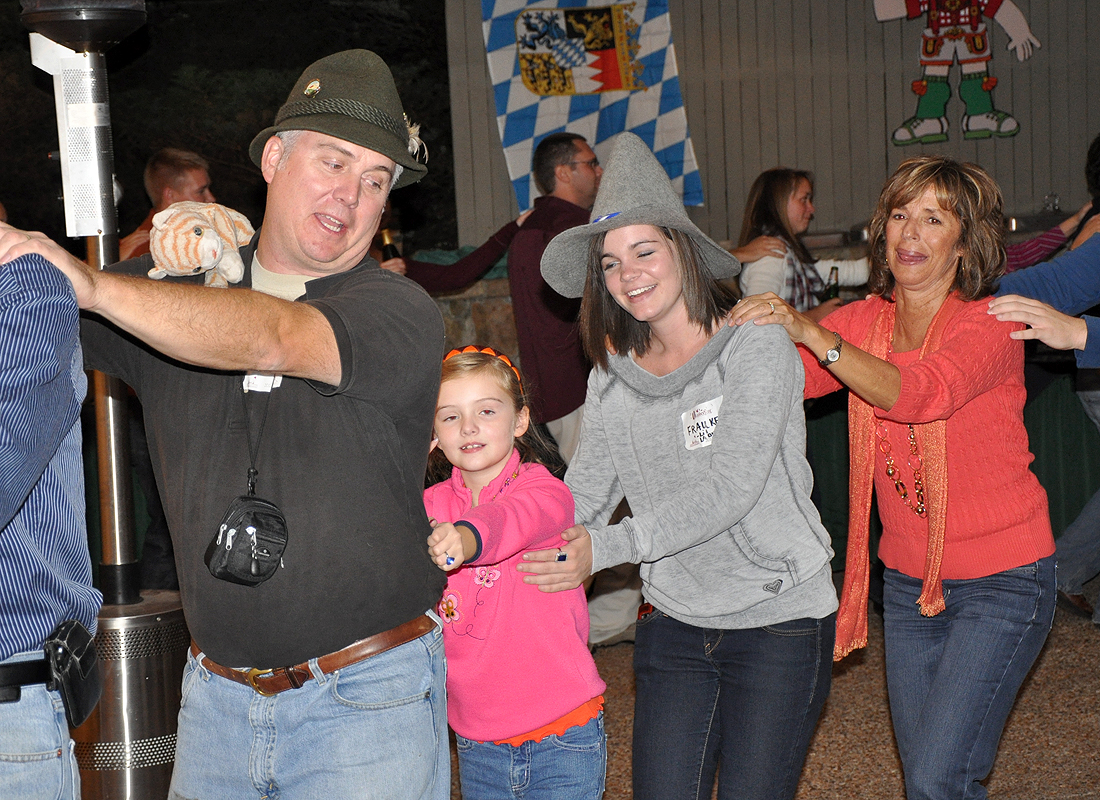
[875,421,927,518]
[876,329,927,519]
[875,321,928,517]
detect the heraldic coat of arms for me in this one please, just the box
[516,5,646,96]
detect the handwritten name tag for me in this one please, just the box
[681,396,723,450]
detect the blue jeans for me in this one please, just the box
[455,712,606,799]
[0,652,80,800]
[631,609,835,800]
[1054,388,1100,621]
[882,557,1055,800]
[168,615,448,800]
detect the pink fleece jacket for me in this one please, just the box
[803,296,1054,581]
[423,449,605,742]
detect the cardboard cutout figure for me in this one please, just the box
[876,0,1040,145]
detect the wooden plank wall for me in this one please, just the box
[447,0,1100,247]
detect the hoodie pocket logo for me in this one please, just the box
[763,579,783,595]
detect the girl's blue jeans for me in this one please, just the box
[455,712,606,800]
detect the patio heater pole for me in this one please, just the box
[22,5,191,798]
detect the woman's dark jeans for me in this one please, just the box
[631,608,835,800]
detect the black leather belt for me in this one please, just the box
[0,658,51,703]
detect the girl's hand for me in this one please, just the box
[988,294,1088,351]
[379,257,407,275]
[730,292,817,345]
[517,524,593,592]
[1060,201,1094,237]
[427,522,473,571]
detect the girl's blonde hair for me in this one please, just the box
[425,347,565,486]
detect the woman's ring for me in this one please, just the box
[768,301,776,315]
[445,553,455,566]
[555,548,568,563]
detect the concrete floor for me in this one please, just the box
[595,603,1100,799]
[449,584,1100,799]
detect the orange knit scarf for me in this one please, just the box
[834,292,964,660]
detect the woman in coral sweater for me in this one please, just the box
[734,156,1055,800]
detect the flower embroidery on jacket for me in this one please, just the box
[473,566,501,588]
[438,591,461,625]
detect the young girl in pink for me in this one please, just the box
[424,346,606,799]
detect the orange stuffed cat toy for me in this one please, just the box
[149,201,255,288]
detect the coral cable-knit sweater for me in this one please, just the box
[423,449,605,742]
[802,296,1054,581]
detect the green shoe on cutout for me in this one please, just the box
[962,111,1019,139]
[892,116,949,145]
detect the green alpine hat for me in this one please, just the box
[541,132,739,298]
[249,50,428,190]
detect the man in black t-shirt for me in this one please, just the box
[0,50,449,799]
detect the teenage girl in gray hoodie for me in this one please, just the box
[519,132,839,800]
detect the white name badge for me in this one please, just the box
[243,373,283,393]
[681,395,723,450]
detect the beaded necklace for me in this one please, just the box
[492,468,520,501]
[467,467,520,505]
[875,421,927,518]
[876,332,927,518]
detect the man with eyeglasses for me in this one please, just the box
[506,132,602,464]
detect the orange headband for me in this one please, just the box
[443,345,523,391]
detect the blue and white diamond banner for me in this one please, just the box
[481,0,703,210]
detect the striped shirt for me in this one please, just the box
[1004,226,1067,273]
[0,254,100,660]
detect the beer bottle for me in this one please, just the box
[380,229,401,261]
[820,266,840,301]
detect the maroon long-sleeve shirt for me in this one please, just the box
[506,195,591,423]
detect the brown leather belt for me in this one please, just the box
[190,614,435,696]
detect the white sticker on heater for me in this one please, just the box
[66,102,109,127]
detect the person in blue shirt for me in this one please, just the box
[990,234,1100,365]
[990,234,1100,626]
[0,253,101,800]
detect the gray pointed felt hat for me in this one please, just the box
[540,132,740,298]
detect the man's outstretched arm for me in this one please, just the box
[0,223,341,385]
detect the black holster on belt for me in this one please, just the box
[44,620,102,728]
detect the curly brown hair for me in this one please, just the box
[866,156,1005,301]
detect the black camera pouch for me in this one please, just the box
[44,620,102,728]
[203,384,289,587]
[205,495,289,586]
